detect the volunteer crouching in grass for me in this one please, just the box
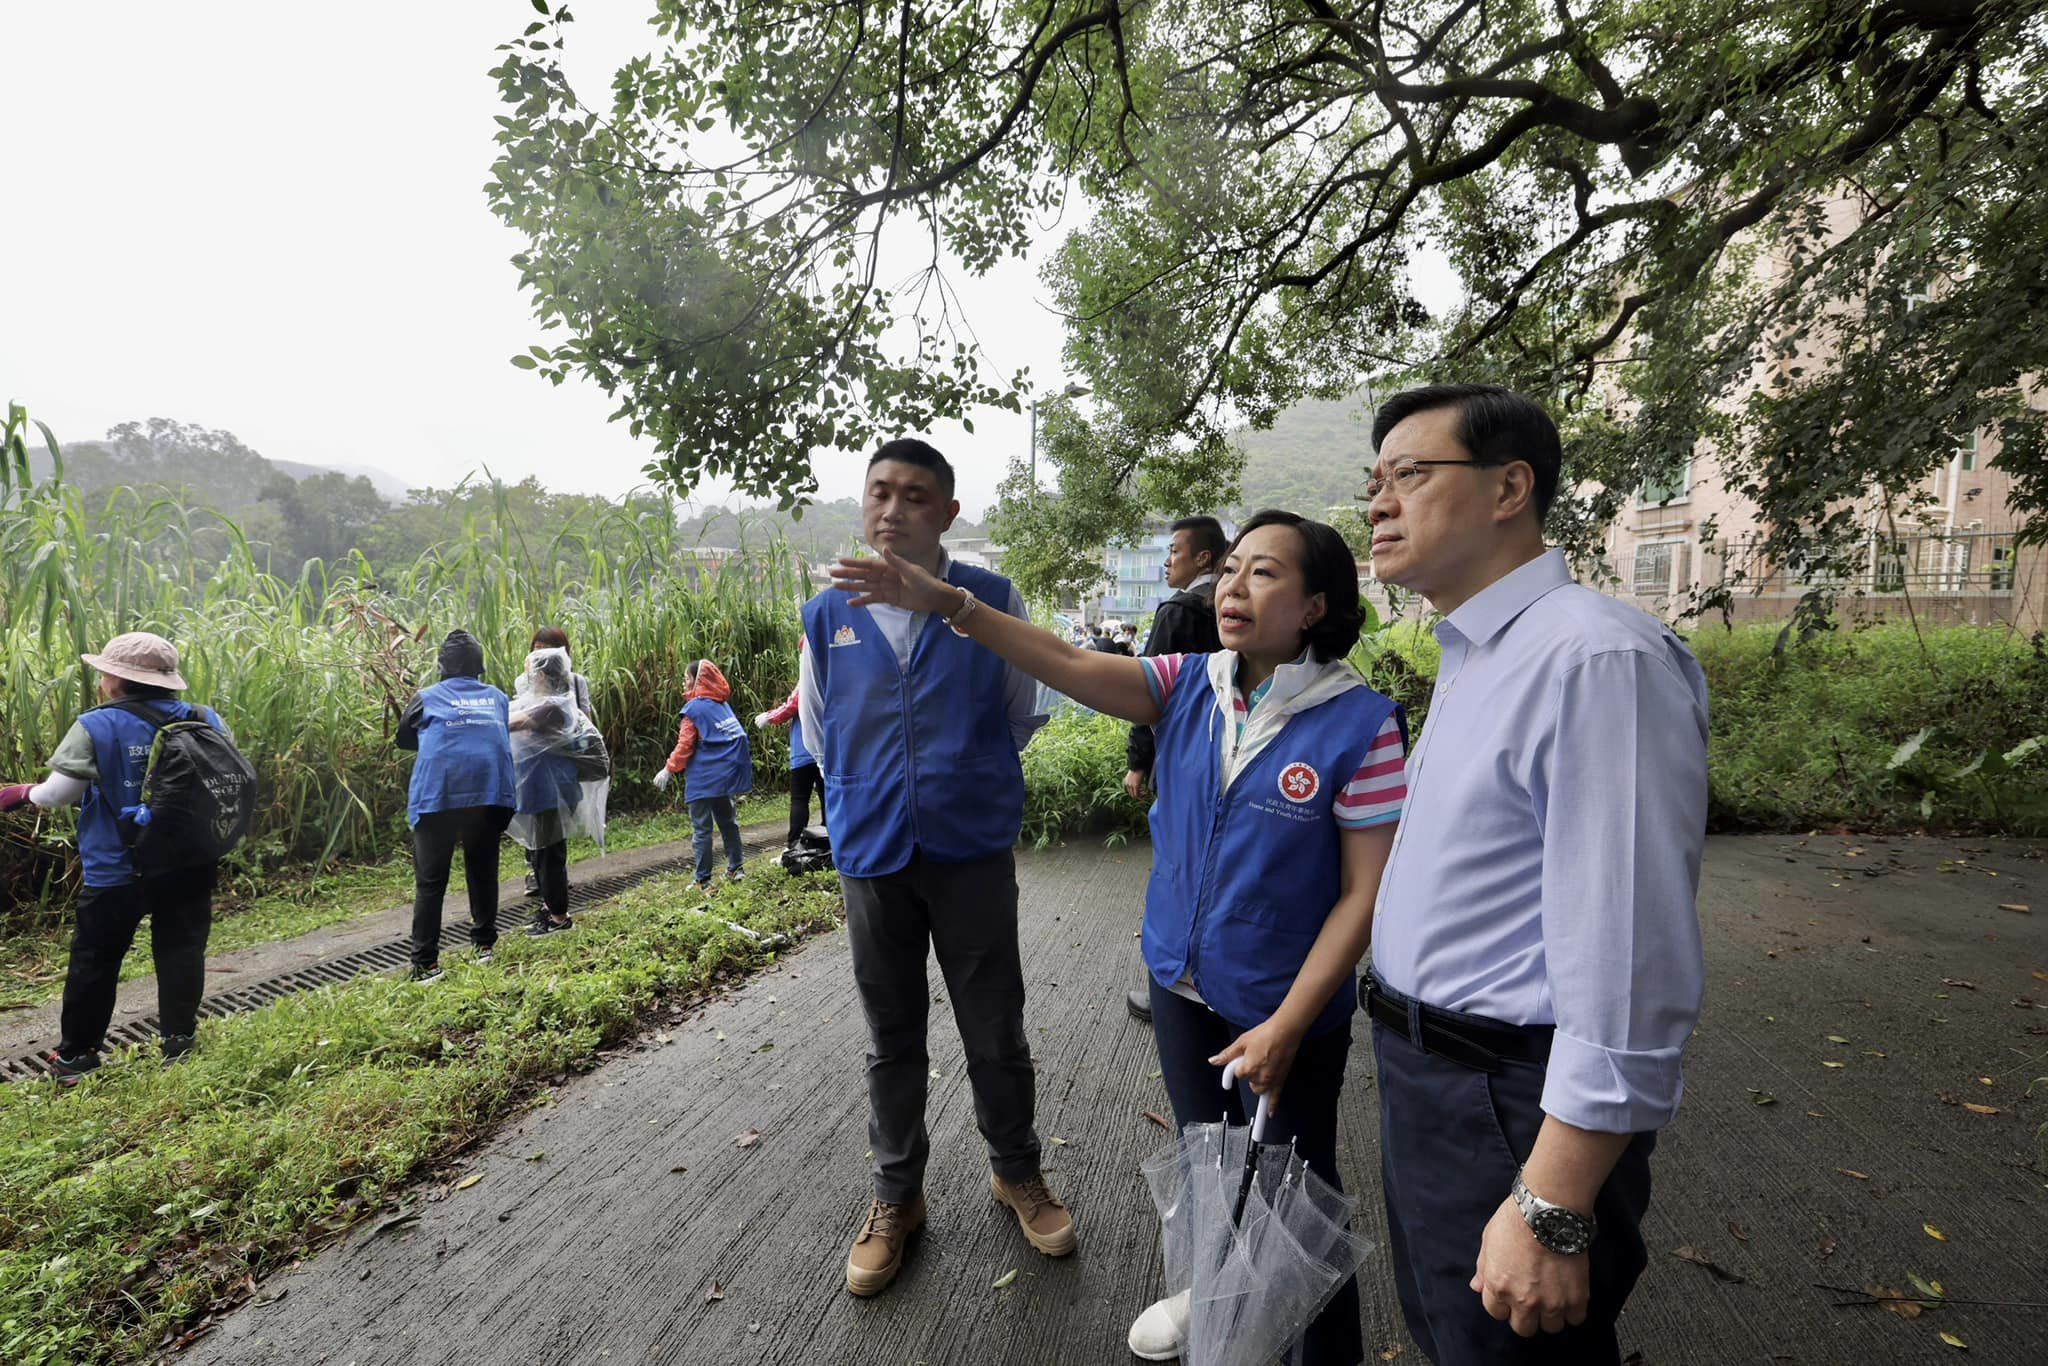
[832,508,1404,1365]
[0,632,233,1082]
[395,629,516,984]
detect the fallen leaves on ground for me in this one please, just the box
[1961,1103,2000,1116]
[1998,903,2030,914]
[1727,1222,1748,1241]
[705,1281,724,1302]
[1941,978,1978,990]
[734,1128,763,1149]
[454,1173,483,1191]
[1924,1224,1948,1242]
[992,1269,1018,1290]
[1835,1169,1870,1181]
[1746,1089,1777,1106]
[1143,1111,1170,1129]
[1670,1245,1746,1283]
[1939,1331,1969,1349]
[1864,1283,1922,1319]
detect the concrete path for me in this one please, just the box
[185,833,2048,1365]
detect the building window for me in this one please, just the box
[1958,430,1978,472]
[1632,540,1689,597]
[1637,459,1692,507]
[1873,538,1907,593]
[1989,544,2014,592]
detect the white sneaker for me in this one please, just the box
[1127,1288,1191,1360]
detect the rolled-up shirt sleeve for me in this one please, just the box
[1537,647,1709,1133]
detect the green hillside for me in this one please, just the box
[1232,392,1375,519]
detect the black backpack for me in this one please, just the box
[103,700,259,873]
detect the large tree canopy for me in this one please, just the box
[488,0,2048,601]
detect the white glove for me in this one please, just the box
[754,711,774,728]
[652,768,672,791]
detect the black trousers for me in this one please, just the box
[1370,1007,1655,1365]
[840,851,1041,1203]
[787,762,822,845]
[58,864,216,1055]
[410,806,511,968]
[531,839,569,921]
[1150,980,1364,1366]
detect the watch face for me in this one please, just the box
[1532,1207,1593,1255]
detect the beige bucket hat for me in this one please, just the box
[80,631,189,691]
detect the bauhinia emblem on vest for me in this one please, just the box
[831,625,860,647]
[1278,761,1321,804]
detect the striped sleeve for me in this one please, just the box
[1140,653,1191,709]
[1333,713,1405,830]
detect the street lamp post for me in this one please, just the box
[1028,381,1092,487]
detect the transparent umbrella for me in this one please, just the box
[1140,1060,1374,1366]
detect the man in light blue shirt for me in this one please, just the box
[1361,384,1708,1364]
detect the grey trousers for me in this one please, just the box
[841,850,1042,1202]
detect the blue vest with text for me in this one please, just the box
[681,697,753,801]
[75,700,223,888]
[406,678,515,826]
[801,563,1024,879]
[1142,663,1400,1037]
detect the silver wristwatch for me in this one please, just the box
[1511,1167,1597,1255]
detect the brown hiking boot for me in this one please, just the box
[991,1172,1077,1257]
[845,1193,926,1297]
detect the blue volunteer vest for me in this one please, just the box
[75,700,223,887]
[681,696,753,801]
[801,562,1024,879]
[1142,661,1401,1037]
[406,678,516,826]
[787,715,812,771]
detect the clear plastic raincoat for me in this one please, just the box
[508,647,611,850]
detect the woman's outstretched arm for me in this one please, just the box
[830,550,1162,724]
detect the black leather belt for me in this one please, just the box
[1363,977,1554,1074]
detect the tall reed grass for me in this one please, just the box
[0,437,807,921]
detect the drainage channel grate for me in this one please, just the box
[3,833,788,1085]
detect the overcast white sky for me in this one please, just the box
[0,3,1082,517]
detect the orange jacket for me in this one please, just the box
[664,660,734,774]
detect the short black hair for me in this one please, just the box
[868,438,956,498]
[1370,383,1562,521]
[1226,509,1364,662]
[1169,515,1228,569]
[115,680,176,701]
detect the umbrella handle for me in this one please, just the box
[1219,1058,1271,1142]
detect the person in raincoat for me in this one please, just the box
[508,645,611,936]
[394,629,516,983]
[653,659,752,890]
[521,625,596,894]
[830,509,1406,1365]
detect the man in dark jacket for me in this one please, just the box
[1122,515,1226,1023]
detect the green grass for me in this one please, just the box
[0,862,843,1366]
[0,796,792,1010]
[1694,623,2048,832]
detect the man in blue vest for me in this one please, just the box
[799,438,1068,1298]
[0,632,229,1083]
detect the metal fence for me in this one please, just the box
[1654,531,2024,600]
